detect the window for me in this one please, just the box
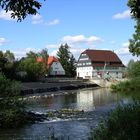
[79,58,88,61]
[81,53,86,56]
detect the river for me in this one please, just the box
[0,88,127,140]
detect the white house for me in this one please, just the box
[76,49,125,79]
[48,56,65,76]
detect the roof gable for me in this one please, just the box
[48,56,59,66]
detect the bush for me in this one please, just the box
[0,73,26,128]
[111,78,140,93]
[89,102,140,140]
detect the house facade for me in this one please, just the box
[36,56,65,76]
[48,56,65,76]
[76,49,125,79]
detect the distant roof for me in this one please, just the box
[36,56,59,67]
[81,49,124,67]
[82,49,122,62]
[48,56,59,66]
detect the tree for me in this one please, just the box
[69,54,76,77]
[128,0,140,56]
[39,49,49,65]
[129,21,140,56]
[57,44,76,77]
[4,50,15,63]
[0,0,45,21]
[26,51,38,59]
[128,61,140,79]
[18,56,46,81]
[127,0,140,19]
[0,73,25,128]
[0,51,7,71]
[127,59,135,71]
[18,50,48,81]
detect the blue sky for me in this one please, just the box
[0,0,139,65]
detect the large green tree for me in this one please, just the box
[128,0,140,56]
[57,44,76,77]
[18,50,48,81]
[0,0,46,21]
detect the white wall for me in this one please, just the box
[76,66,93,79]
[50,62,65,75]
[77,67,123,79]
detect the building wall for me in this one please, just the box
[50,62,65,75]
[76,66,93,79]
[92,70,123,79]
[76,52,124,79]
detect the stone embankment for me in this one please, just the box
[21,81,99,95]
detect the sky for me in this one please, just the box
[0,0,139,65]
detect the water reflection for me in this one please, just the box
[76,88,118,111]
[26,88,118,113]
[0,88,122,140]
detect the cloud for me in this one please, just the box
[32,14,43,24]
[46,19,60,26]
[13,47,40,58]
[62,35,103,44]
[115,42,129,55]
[31,14,60,26]
[113,10,131,19]
[46,44,60,49]
[0,10,15,21]
[49,47,85,60]
[45,34,103,59]
[0,37,9,46]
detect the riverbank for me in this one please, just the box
[21,81,99,95]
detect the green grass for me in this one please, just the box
[111,78,140,93]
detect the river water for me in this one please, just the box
[0,88,127,140]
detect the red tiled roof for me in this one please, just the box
[36,56,59,67]
[47,56,59,67]
[82,49,122,62]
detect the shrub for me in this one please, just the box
[89,101,140,140]
[0,73,26,128]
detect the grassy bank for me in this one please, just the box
[111,78,140,93]
[89,101,140,140]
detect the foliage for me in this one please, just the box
[111,61,140,93]
[57,44,76,77]
[0,73,27,128]
[38,49,49,74]
[39,49,49,62]
[0,73,21,98]
[128,61,140,78]
[128,0,140,19]
[127,59,135,74]
[26,51,38,58]
[0,0,45,21]
[128,0,140,56]
[111,78,140,93]
[0,50,17,79]
[129,20,140,56]
[69,54,76,77]
[89,102,140,140]
[4,50,15,63]
[18,57,46,81]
